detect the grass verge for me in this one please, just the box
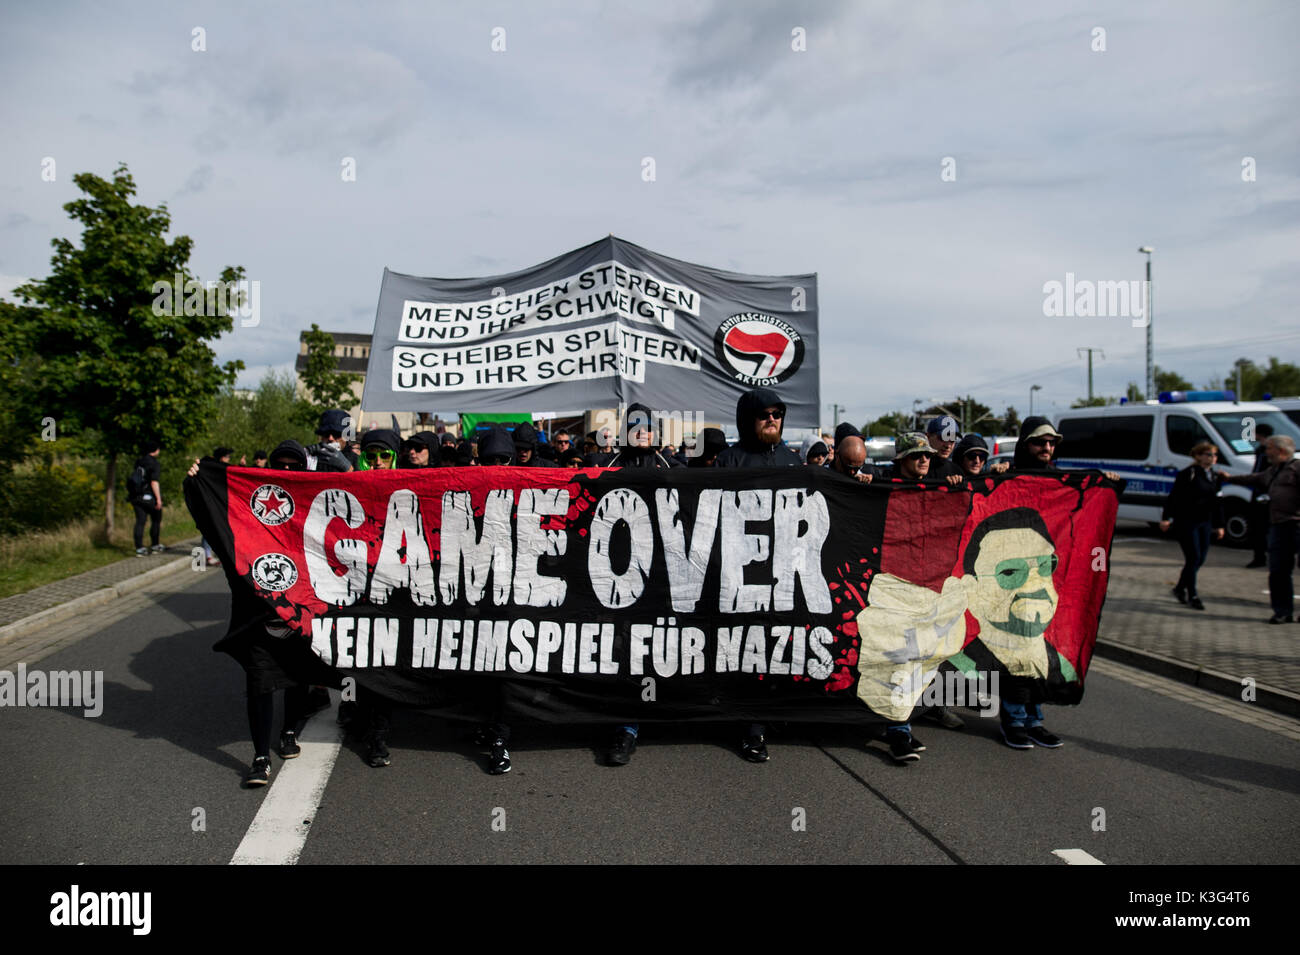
[0,509,201,600]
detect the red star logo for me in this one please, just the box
[257,490,287,517]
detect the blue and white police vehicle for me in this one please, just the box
[1053,391,1300,547]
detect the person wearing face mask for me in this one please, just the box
[307,409,356,472]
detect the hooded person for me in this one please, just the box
[605,403,677,469]
[357,428,401,471]
[800,434,829,467]
[1013,417,1063,472]
[687,427,728,468]
[399,431,440,469]
[268,439,311,471]
[477,426,516,465]
[949,433,989,480]
[714,387,803,468]
[834,421,863,449]
[713,387,800,765]
[308,409,355,472]
[511,421,557,467]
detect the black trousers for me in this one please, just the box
[132,501,161,548]
[1175,521,1212,597]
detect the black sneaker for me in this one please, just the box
[1171,586,1187,604]
[740,732,769,762]
[1188,596,1205,611]
[488,739,511,775]
[907,733,926,753]
[243,756,272,787]
[1245,559,1267,568]
[278,731,301,759]
[1026,726,1063,748]
[366,735,390,768]
[1001,725,1033,750]
[151,544,166,554]
[884,731,920,763]
[1268,614,1294,624]
[607,730,637,766]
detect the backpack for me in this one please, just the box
[126,463,149,501]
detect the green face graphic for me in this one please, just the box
[963,527,1058,643]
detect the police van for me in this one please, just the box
[1053,392,1300,547]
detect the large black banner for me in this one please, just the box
[185,464,1120,726]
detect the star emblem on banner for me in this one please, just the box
[250,484,294,525]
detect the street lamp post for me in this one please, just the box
[1030,384,1042,417]
[1139,246,1154,399]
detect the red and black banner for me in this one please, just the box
[185,465,1120,725]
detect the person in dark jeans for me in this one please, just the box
[1160,441,1225,610]
[130,442,164,556]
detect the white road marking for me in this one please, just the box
[230,700,343,865]
[1053,848,1104,865]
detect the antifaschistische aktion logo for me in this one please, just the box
[713,312,805,386]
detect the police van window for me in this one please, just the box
[1166,415,1212,457]
[1058,415,1153,460]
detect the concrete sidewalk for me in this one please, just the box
[0,538,200,647]
[1096,523,1299,716]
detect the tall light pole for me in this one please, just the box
[1139,246,1154,399]
[829,403,845,431]
[1030,384,1042,417]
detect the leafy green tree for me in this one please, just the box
[1154,366,1193,393]
[1071,396,1117,408]
[1222,357,1300,401]
[1001,406,1021,435]
[6,164,243,533]
[296,324,362,431]
[865,411,910,437]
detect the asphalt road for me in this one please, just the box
[1,561,1297,866]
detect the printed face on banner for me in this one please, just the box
[962,527,1059,641]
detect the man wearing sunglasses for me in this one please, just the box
[715,387,802,762]
[946,433,1011,483]
[949,507,1076,750]
[1012,416,1120,482]
[357,429,400,470]
[714,387,802,468]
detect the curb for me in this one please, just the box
[1094,638,1300,719]
[0,554,197,650]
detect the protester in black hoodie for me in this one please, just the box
[605,403,678,469]
[399,431,439,469]
[1012,417,1062,472]
[1014,416,1119,480]
[687,427,728,468]
[477,426,515,466]
[715,387,803,468]
[601,404,676,767]
[512,421,557,467]
[716,387,801,763]
[944,433,1011,484]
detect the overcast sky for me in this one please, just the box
[2,1,1297,429]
